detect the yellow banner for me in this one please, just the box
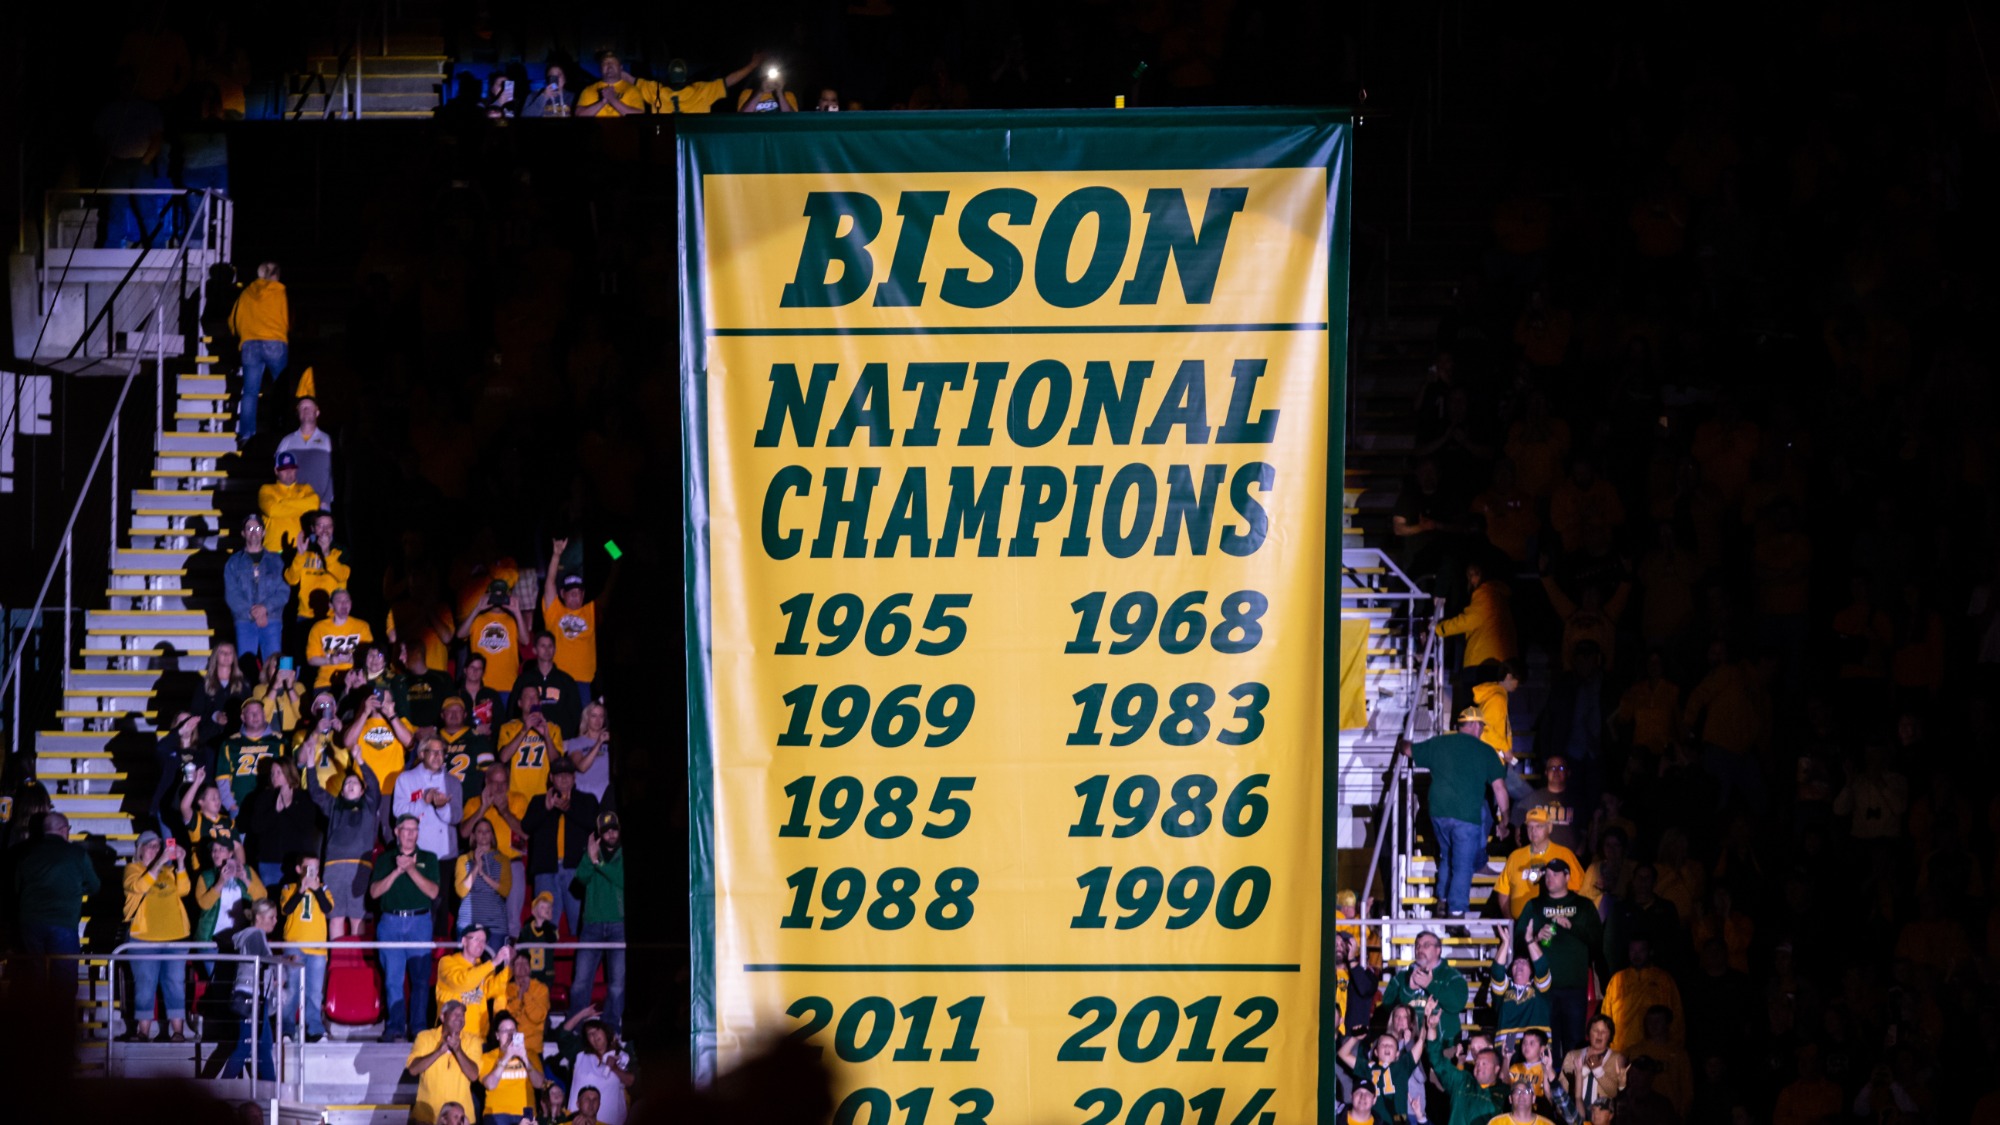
[684,111,1349,1124]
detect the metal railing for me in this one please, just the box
[1,190,218,757]
[16,939,632,1105]
[1358,595,1445,917]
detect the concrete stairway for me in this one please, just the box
[293,13,449,120]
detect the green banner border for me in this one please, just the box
[678,107,1352,1113]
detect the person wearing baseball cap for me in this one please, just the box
[258,449,320,552]
[1398,707,1509,925]
[568,810,626,1026]
[434,921,512,1044]
[436,694,495,783]
[457,577,528,705]
[541,537,611,698]
[524,754,599,937]
[1495,805,1595,920]
[1513,854,1603,1061]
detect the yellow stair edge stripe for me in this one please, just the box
[177,392,232,400]
[190,355,221,363]
[38,773,131,781]
[133,508,225,516]
[86,629,211,636]
[127,530,233,538]
[91,609,207,617]
[107,589,194,598]
[79,649,212,657]
[119,547,199,554]
[64,687,159,695]
[135,488,216,497]
[63,812,132,819]
[43,752,120,759]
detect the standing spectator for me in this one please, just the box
[191,643,250,742]
[287,514,353,624]
[303,588,371,688]
[395,737,464,864]
[229,262,288,447]
[460,581,528,707]
[281,856,333,1042]
[522,65,576,117]
[250,655,304,735]
[567,701,614,807]
[276,396,335,508]
[12,812,98,990]
[1512,759,1584,853]
[307,759,380,939]
[502,949,550,1058]
[121,831,193,1042]
[176,768,234,866]
[407,1000,483,1125]
[1600,938,1682,1056]
[1397,709,1509,921]
[434,924,512,1044]
[225,513,291,660]
[542,540,611,703]
[575,51,651,117]
[1513,859,1602,1060]
[499,686,562,811]
[221,898,289,1080]
[1436,561,1520,669]
[523,757,598,936]
[1625,1008,1692,1118]
[462,762,530,935]
[398,640,454,729]
[459,657,504,740]
[346,684,415,793]
[1424,1007,1508,1125]
[1487,940,1553,1059]
[238,759,321,886]
[514,632,581,738]
[191,839,266,945]
[482,1010,549,1123]
[736,66,798,112]
[648,53,765,114]
[1493,1079,1555,1125]
[258,452,320,551]
[453,820,514,940]
[1380,931,1470,1034]
[1558,1015,1627,1117]
[568,813,625,1027]
[216,700,284,815]
[564,1019,635,1125]
[370,814,442,1041]
[518,892,560,983]
[437,696,494,788]
[151,710,212,829]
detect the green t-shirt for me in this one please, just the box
[218,732,286,803]
[369,848,441,913]
[1412,732,1505,823]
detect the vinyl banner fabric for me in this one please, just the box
[682,109,1351,1123]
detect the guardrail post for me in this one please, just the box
[62,532,72,672]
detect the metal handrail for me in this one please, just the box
[1,190,214,755]
[1357,596,1444,918]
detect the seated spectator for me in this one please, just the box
[481,73,517,118]
[306,758,379,939]
[226,515,292,661]
[515,631,581,737]
[523,65,576,117]
[460,580,528,709]
[304,588,371,689]
[542,538,610,702]
[229,263,288,447]
[407,1001,482,1125]
[649,53,765,114]
[737,66,797,112]
[815,87,841,111]
[287,514,353,623]
[518,892,560,983]
[121,831,193,1042]
[258,451,319,552]
[276,394,334,508]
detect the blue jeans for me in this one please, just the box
[377,912,434,1036]
[238,340,287,443]
[535,869,582,936]
[568,920,625,1028]
[235,613,285,662]
[222,992,278,1079]
[288,956,327,1037]
[21,923,82,997]
[1430,815,1484,919]
[129,948,188,1023]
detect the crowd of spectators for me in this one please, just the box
[1330,6,2000,1125]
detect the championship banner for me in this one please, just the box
[682,108,1350,1123]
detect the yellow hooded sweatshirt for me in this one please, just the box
[1435,579,1519,667]
[229,278,289,343]
[1473,681,1513,761]
[257,480,320,551]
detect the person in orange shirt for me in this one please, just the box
[1469,459,1540,567]
[1437,562,1520,669]
[1471,661,1521,765]
[1613,652,1680,754]
[459,580,529,705]
[1547,459,1626,555]
[542,538,615,701]
[574,51,655,117]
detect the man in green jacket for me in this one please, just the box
[1380,930,1471,1033]
[568,811,625,1028]
[1512,857,1602,1060]
[13,812,100,992]
[1424,1002,1508,1125]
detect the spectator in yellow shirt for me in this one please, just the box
[650,52,767,113]
[1600,938,1682,1054]
[1495,807,1595,919]
[305,589,372,689]
[576,52,654,117]
[499,686,563,809]
[258,452,319,550]
[481,1011,548,1119]
[543,538,614,698]
[406,1001,483,1125]
[435,923,512,1044]
[1613,653,1680,754]
[1436,561,1520,669]
[460,579,529,702]
[122,831,194,1042]
[285,512,350,620]
[229,261,287,445]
